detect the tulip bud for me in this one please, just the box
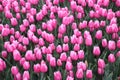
[98,68,104,75]
[93,46,101,56]
[33,63,41,73]
[108,40,116,51]
[23,71,30,79]
[65,61,73,71]
[95,30,102,40]
[102,38,107,47]
[98,59,105,69]
[60,52,67,61]
[76,69,83,79]
[11,66,19,75]
[86,70,93,79]
[70,51,78,60]
[108,54,116,63]
[23,61,30,70]
[40,60,48,73]
[13,50,21,61]
[54,71,62,80]
[78,50,84,60]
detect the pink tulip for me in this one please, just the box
[1,51,7,58]
[50,12,55,19]
[19,58,26,66]
[100,20,106,27]
[29,0,39,5]
[107,11,115,20]
[22,37,29,45]
[70,1,77,11]
[23,61,30,70]
[11,18,18,26]
[60,52,67,61]
[32,35,39,44]
[65,61,73,71]
[11,66,19,75]
[89,10,95,18]
[98,59,105,69]
[74,29,81,37]
[108,54,116,63]
[73,44,80,51]
[66,76,74,80]
[56,45,62,53]
[88,0,94,7]
[33,63,41,73]
[78,50,84,60]
[72,22,77,30]
[57,59,62,66]
[103,0,110,7]
[63,36,69,43]
[77,36,83,45]
[0,58,6,71]
[15,72,22,80]
[63,43,69,52]
[70,35,78,44]
[36,12,44,21]
[108,40,116,51]
[98,68,104,75]
[40,60,48,73]
[70,51,78,60]
[76,69,83,79]
[5,11,13,19]
[85,35,92,46]
[93,46,101,56]
[25,2,31,10]
[54,71,62,80]
[1,28,10,37]
[35,49,42,60]
[58,24,66,34]
[77,62,87,71]
[15,31,21,39]
[53,0,59,5]
[25,50,33,61]
[20,24,26,32]
[102,38,108,47]
[13,50,21,61]
[116,51,120,57]
[95,30,102,40]
[23,71,30,79]
[86,70,93,79]
[50,57,56,67]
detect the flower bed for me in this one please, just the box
[0,0,120,80]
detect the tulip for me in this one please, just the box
[65,61,73,71]
[23,61,30,70]
[78,50,84,60]
[98,59,105,69]
[76,69,83,79]
[11,66,19,75]
[93,46,101,56]
[95,30,102,40]
[23,71,30,79]
[33,63,41,73]
[54,71,62,80]
[98,68,104,75]
[50,57,56,67]
[40,60,48,73]
[86,70,93,79]
[13,50,21,61]
[108,54,116,63]
[60,52,67,61]
[108,40,116,51]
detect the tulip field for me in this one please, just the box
[0,0,120,80]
